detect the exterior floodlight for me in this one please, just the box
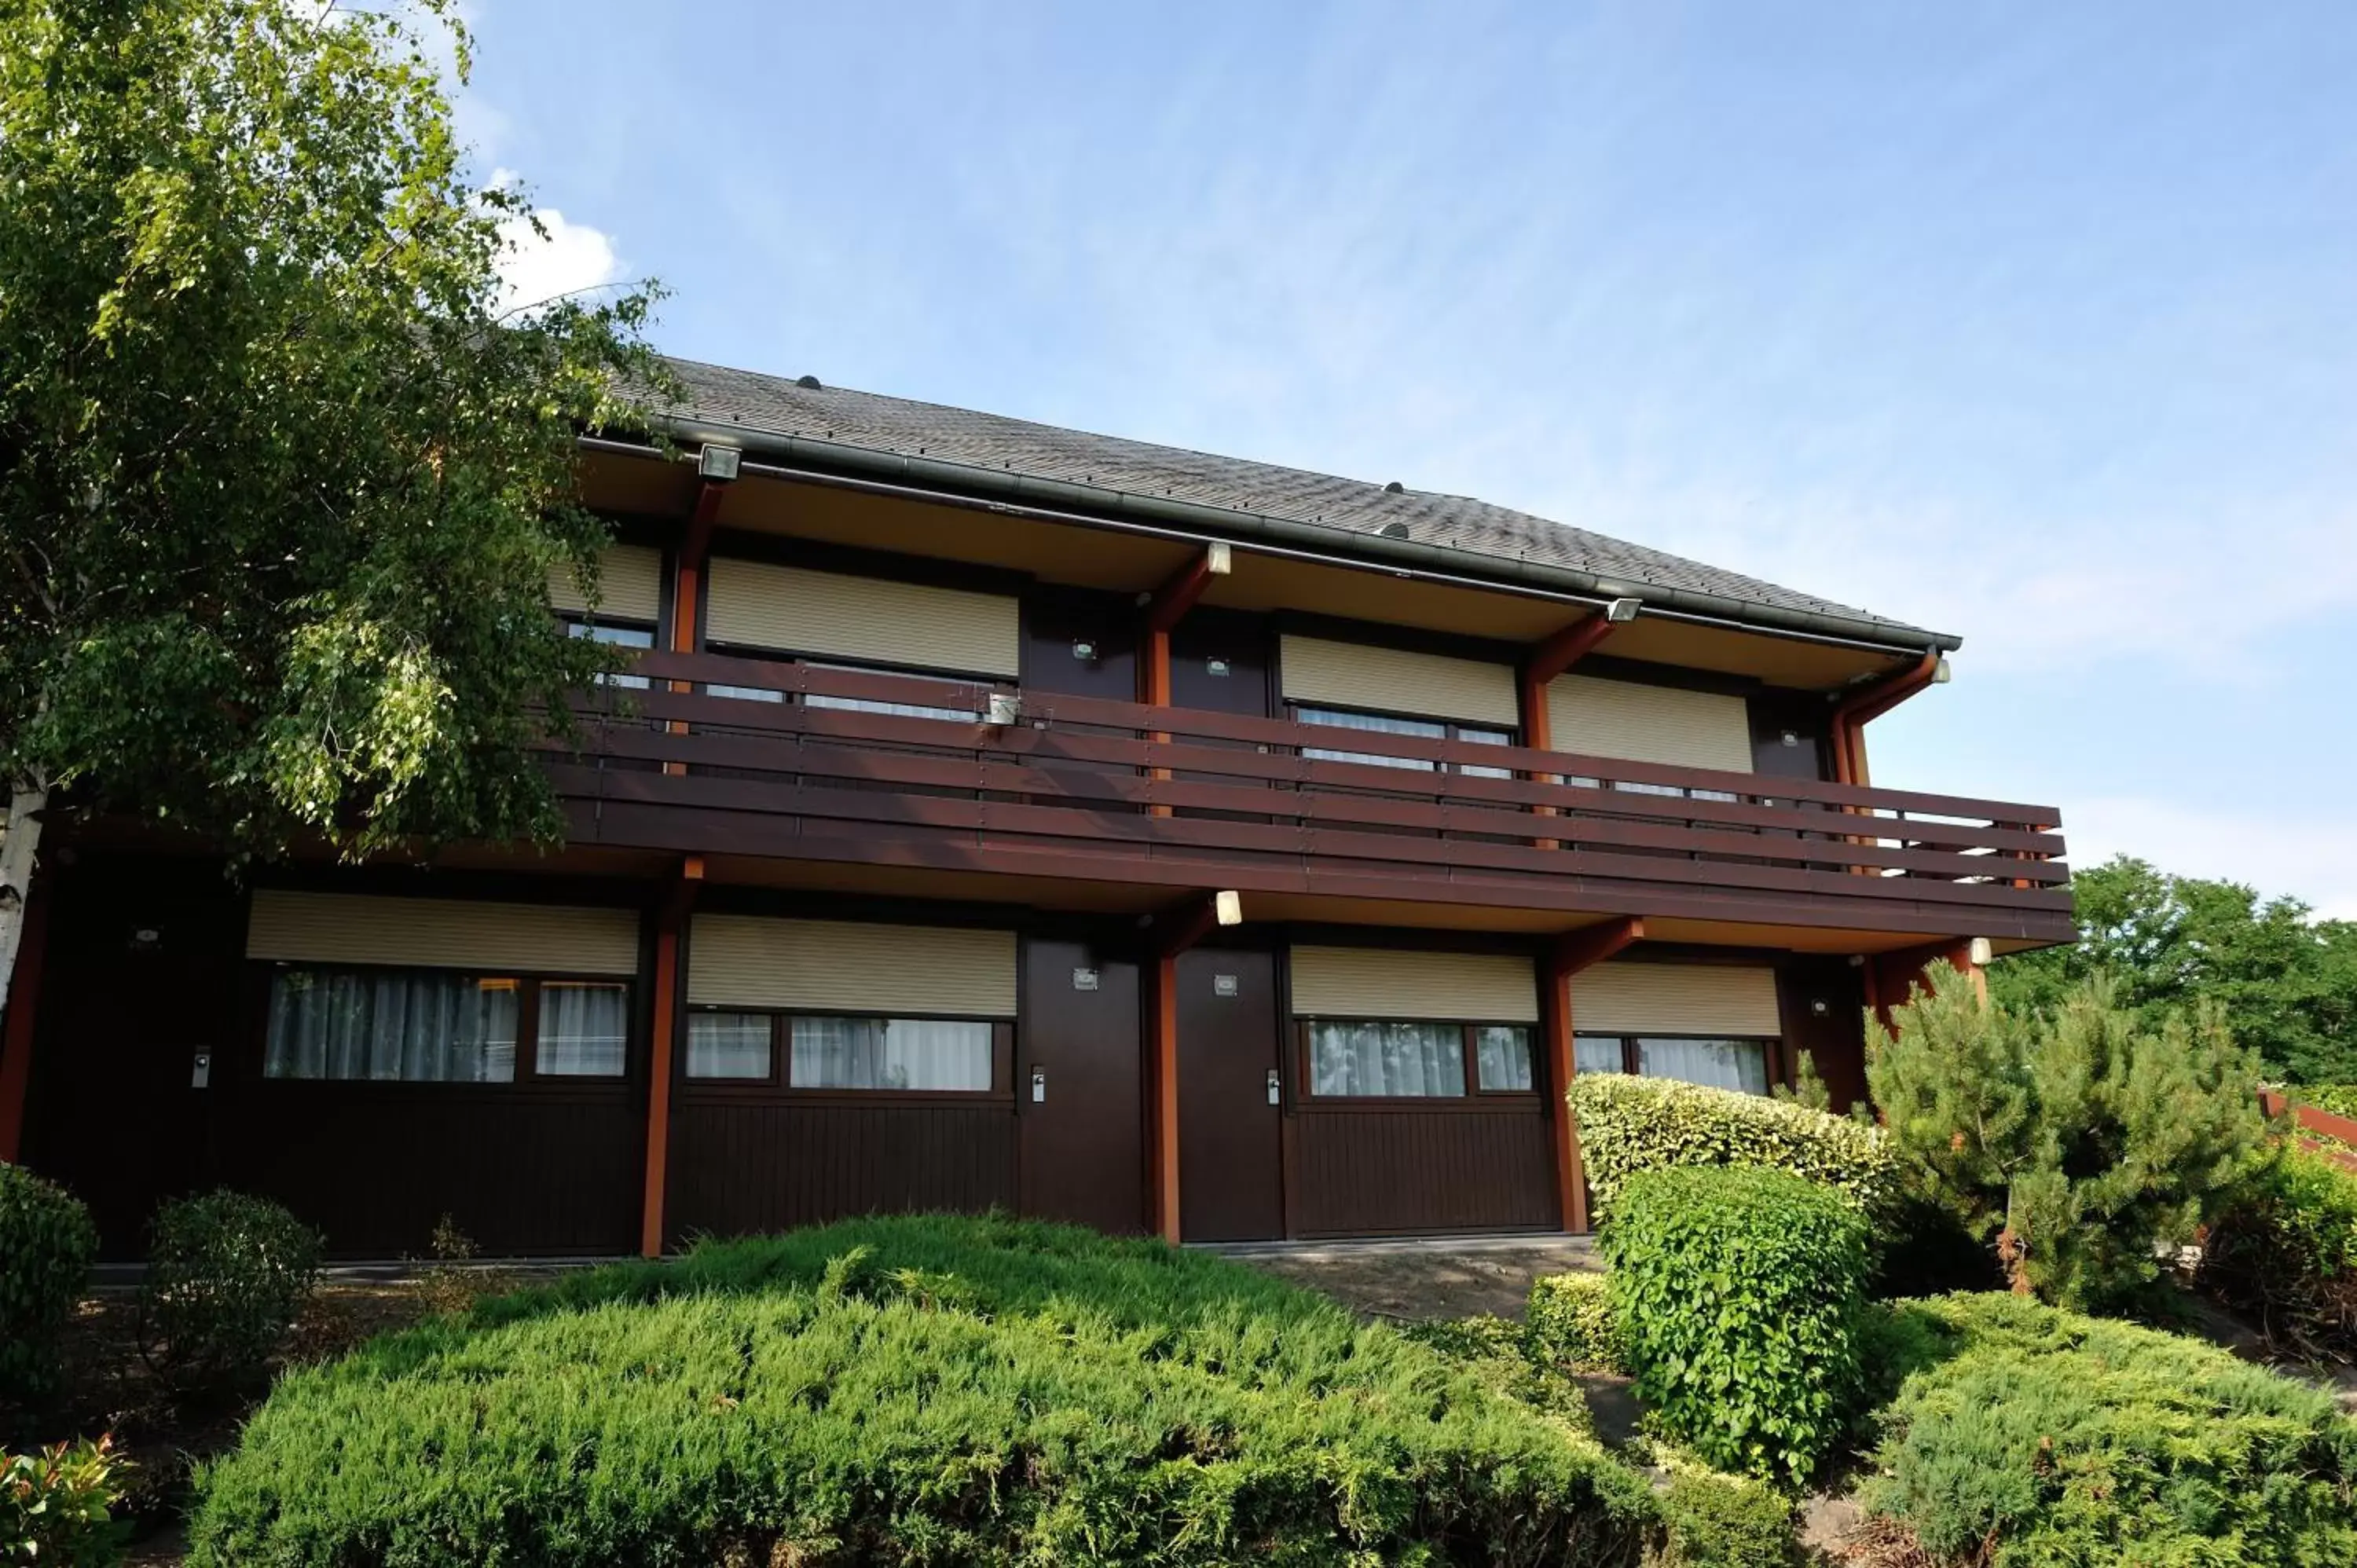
[698,444,742,482]
[1605,597,1641,622]
[1213,890,1243,926]
[1206,541,1233,575]
[1933,655,1952,684]
[1968,937,1993,966]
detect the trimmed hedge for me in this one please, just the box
[1655,1464,1798,1568]
[190,1214,1659,1566]
[1527,1271,1625,1373]
[1604,1165,1871,1484]
[0,1162,97,1417]
[139,1191,321,1397]
[1863,1292,2357,1568]
[2201,1145,2357,1358]
[1568,1074,1893,1219]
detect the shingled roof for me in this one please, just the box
[650,356,1956,652]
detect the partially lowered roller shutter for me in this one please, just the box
[246,891,640,974]
[1280,636,1519,727]
[1571,962,1781,1036]
[1545,672,1753,773]
[688,916,1017,1016]
[704,561,1021,678]
[547,544,663,623]
[1289,945,1538,1022]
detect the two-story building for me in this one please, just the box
[0,357,2070,1258]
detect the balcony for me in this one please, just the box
[544,650,2073,946]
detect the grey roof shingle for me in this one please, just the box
[651,356,1951,650]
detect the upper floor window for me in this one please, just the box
[566,617,654,689]
[1292,705,1516,778]
[702,655,983,723]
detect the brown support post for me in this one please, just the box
[661,482,728,778]
[1543,915,1644,1233]
[640,855,703,1258]
[1868,936,1983,1034]
[1520,612,1618,849]
[0,877,52,1163]
[1143,889,1240,1244]
[1137,545,1228,817]
[1828,650,1941,787]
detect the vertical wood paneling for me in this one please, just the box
[1290,1110,1557,1236]
[667,1101,1017,1242]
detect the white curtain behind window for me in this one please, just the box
[687,1012,773,1079]
[1637,1037,1769,1095]
[1573,1035,1628,1075]
[1309,1020,1465,1097]
[537,982,630,1075]
[1475,1024,1533,1090]
[790,1017,992,1090]
[265,969,518,1082]
[1297,707,1444,771]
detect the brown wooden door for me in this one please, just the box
[1018,939,1146,1233]
[1176,947,1284,1241]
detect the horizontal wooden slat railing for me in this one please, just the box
[542,650,2072,933]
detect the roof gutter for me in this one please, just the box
[589,417,1963,658]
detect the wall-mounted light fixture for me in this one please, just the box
[1214,890,1243,925]
[1071,639,1099,664]
[698,444,742,482]
[1605,596,1642,622]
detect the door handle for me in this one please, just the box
[1031,1067,1046,1104]
[1266,1068,1280,1106]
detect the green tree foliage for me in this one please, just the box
[1991,855,2357,1084]
[1868,968,2274,1310]
[0,0,663,1004]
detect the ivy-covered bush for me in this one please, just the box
[1568,1074,1893,1219]
[1862,1292,2357,1568]
[190,1215,1659,1566]
[138,1191,321,1397]
[1,1434,130,1566]
[1603,1165,1871,1484]
[2201,1145,2357,1358]
[1527,1271,1625,1372]
[0,1162,97,1416]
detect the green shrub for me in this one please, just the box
[1,1434,130,1566]
[1604,1165,1870,1485]
[138,1191,321,1397]
[1527,1270,1625,1372]
[2296,1084,2357,1122]
[2201,1145,2357,1358]
[1655,1463,1798,1568]
[1861,1292,2357,1568]
[1870,969,2274,1310]
[0,1163,97,1416]
[190,1214,1659,1566]
[1567,1073,1893,1219]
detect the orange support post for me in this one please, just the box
[1543,916,1644,1233]
[640,855,702,1257]
[0,878,51,1163]
[1143,891,1234,1245]
[1519,612,1618,849]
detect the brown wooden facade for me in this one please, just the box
[1,411,2070,1258]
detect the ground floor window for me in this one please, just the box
[685,1010,1000,1092]
[1574,1033,1772,1095]
[1304,1019,1534,1098]
[262,968,632,1084]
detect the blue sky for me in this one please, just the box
[462,1,2357,916]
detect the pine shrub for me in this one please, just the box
[1603,1165,1871,1484]
[139,1191,321,1397]
[189,1214,1659,1566]
[0,1162,97,1416]
[1567,1073,1893,1220]
[1862,1293,2357,1568]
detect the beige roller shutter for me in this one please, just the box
[688,916,1017,1016]
[704,560,1020,678]
[1289,945,1538,1022]
[1280,635,1519,727]
[547,544,663,623]
[1571,962,1781,1037]
[1545,673,1754,773]
[247,891,640,975]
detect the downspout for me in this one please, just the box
[1828,651,1943,786]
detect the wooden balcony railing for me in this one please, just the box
[544,650,2073,942]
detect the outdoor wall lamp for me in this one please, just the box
[698,443,742,481]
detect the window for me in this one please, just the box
[791,1016,992,1090]
[1574,1033,1772,1096]
[704,655,983,721]
[681,1011,999,1092]
[537,981,630,1076]
[1292,707,1517,775]
[1305,1019,1534,1098]
[262,969,628,1083]
[566,620,653,689]
[687,1011,773,1080]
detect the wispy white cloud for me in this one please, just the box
[2068,795,2357,921]
[493,205,623,314]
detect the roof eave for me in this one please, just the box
[624,412,1966,658]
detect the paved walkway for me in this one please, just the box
[1215,1233,1599,1321]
